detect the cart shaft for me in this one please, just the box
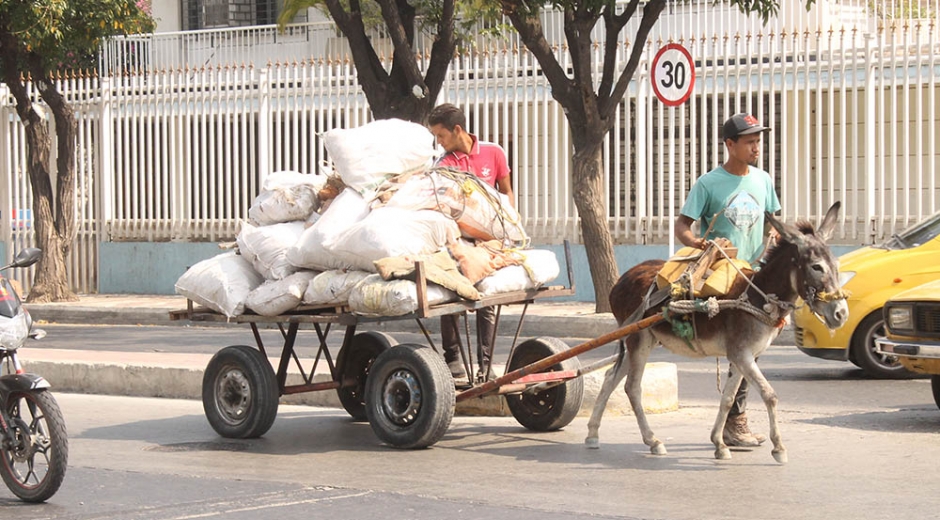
[456,313,664,402]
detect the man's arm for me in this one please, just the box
[496,176,515,208]
[676,214,706,249]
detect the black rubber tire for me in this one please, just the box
[0,390,68,503]
[337,331,397,421]
[203,345,279,438]
[851,312,915,379]
[365,344,454,449]
[931,376,940,411]
[505,337,584,432]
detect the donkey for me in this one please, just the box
[585,202,848,463]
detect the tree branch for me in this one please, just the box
[424,0,457,107]
[598,0,638,104]
[600,0,666,118]
[322,0,389,87]
[564,6,601,108]
[501,1,575,107]
[376,0,424,90]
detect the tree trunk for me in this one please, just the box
[570,135,618,313]
[22,120,77,303]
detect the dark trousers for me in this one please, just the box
[728,358,758,416]
[441,306,497,370]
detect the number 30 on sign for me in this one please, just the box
[651,43,695,107]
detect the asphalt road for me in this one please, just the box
[4,324,938,519]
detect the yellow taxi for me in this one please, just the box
[875,281,940,408]
[792,211,940,378]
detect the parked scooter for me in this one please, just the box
[0,248,67,502]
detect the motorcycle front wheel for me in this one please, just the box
[0,390,68,502]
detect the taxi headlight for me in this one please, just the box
[886,305,914,332]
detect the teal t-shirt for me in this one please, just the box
[680,165,782,264]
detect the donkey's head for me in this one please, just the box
[766,202,848,330]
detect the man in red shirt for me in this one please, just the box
[428,103,514,382]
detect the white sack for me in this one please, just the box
[236,221,306,280]
[348,274,457,317]
[475,249,560,297]
[382,169,527,244]
[328,208,459,272]
[174,252,264,318]
[248,171,328,226]
[286,189,371,271]
[245,271,318,316]
[516,249,561,285]
[475,265,531,297]
[324,119,436,197]
[303,269,371,305]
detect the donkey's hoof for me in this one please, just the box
[715,446,732,460]
[650,442,667,456]
[772,449,788,464]
[585,437,600,449]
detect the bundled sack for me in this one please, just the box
[475,249,560,297]
[328,207,460,273]
[245,271,318,316]
[378,168,528,244]
[236,221,306,280]
[248,171,329,226]
[174,251,264,318]
[303,269,371,306]
[348,274,458,317]
[448,239,522,283]
[324,119,436,197]
[286,189,371,271]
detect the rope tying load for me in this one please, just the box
[666,293,792,327]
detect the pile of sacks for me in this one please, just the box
[175,118,561,319]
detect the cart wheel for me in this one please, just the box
[203,345,279,439]
[506,337,584,432]
[365,344,454,449]
[337,331,397,421]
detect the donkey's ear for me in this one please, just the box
[816,201,841,241]
[766,211,799,243]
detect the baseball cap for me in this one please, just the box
[722,113,770,139]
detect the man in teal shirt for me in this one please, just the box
[675,112,781,446]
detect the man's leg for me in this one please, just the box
[441,315,467,379]
[723,362,767,446]
[476,306,497,380]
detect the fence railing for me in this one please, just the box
[1,0,939,293]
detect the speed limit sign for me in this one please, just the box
[651,43,695,107]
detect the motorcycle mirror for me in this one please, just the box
[9,248,42,269]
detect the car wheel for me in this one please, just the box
[850,312,915,379]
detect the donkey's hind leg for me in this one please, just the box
[623,332,666,455]
[585,339,630,449]
[710,369,744,460]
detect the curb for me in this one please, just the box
[22,355,678,419]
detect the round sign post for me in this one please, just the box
[651,43,695,107]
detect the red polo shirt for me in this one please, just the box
[437,135,510,188]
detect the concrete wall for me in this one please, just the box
[93,241,861,301]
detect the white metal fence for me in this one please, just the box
[1,0,939,293]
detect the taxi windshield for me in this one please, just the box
[879,211,940,250]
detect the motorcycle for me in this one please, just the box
[0,248,67,502]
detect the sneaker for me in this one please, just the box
[447,360,468,380]
[722,412,767,447]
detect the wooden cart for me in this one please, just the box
[170,244,663,448]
